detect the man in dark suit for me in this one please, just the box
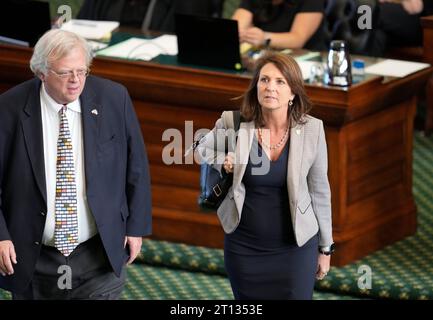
[0,29,152,299]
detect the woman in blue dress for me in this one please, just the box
[197,52,334,299]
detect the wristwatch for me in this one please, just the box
[319,243,335,256]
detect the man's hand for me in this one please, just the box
[123,236,142,265]
[0,240,17,276]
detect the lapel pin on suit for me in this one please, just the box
[296,129,301,135]
[91,109,98,115]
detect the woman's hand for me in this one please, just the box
[401,0,423,14]
[223,154,234,173]
[379,0,423,15]
[239,27,266,47]
[316,254,331,280]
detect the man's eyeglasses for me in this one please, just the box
[49,68,90,79]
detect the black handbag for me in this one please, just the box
[195,111,243,211]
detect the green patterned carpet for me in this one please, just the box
[0,240,357,300]
[1,131,432,300]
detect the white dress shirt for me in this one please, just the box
[40,83,97,246]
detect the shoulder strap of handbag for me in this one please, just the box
[191,111,243,152]
[222,110,244,153]
[222,110,243,132]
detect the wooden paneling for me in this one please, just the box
[346,115,406,204]
[348,163,403,203]
[422,16,433,63]
[421,15,433,135]
[346,184,415,233]
[325,127,347,230]
[347,123,403,163]
[152,185,199,211]
[348,145,405,183]
[152,207,222,247]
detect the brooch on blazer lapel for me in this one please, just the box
[91,109,98,115]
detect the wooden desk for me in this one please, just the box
[0,44,432,266]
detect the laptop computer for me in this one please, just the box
[175,14,243,71]
[0,0,51,47]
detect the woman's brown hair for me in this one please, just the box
[240,51,312,127]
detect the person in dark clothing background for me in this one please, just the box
[77,0,223,32]
[232,0,326,51]
[374,0,433,55]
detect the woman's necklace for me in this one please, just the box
[258,125,290,150]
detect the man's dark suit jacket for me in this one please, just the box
[0,76,152,293]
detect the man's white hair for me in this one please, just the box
[30,29,93,75]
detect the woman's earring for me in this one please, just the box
[288,100,293,106]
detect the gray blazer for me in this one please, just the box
[197,111,333,247]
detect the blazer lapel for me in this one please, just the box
[80,83,101,197]
[287,123,305,207]
[21,79,47,205]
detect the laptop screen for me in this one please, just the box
[0,0,51,47]
[175,14,243,71]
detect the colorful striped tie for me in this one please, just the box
[54,105,78,256]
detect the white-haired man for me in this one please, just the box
[0,29,152,299]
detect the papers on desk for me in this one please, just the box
[61,19,119,40]
[295,60,316,80]
[294,52,322,80]
[86,40,108,51]
[240,42,253,55]
[365,59,430,78]
[96,35,178,61]
[295,51,321,61]
[151,35,178,55]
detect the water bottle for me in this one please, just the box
[327,40,352,86]
[352,59,365,76]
